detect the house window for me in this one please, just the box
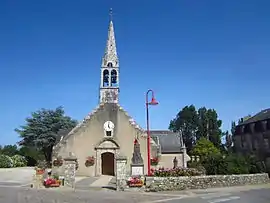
[264,138,269,149]
[252,139,258,150]
[241,135,245,148]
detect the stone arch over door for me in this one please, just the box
[95,139,120,176]
[101,152,115,175]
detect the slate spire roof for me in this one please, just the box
[102,9,118,68]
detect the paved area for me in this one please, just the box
[0,186,181,203]
[0,168,269,203]
[91,175,113,187]
[75,175,116,190]
[140,184,270,203]
[152,188,270,203]
[0,184,269,203]
[0,167,34,187]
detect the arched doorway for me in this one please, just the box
[101,152,115,176]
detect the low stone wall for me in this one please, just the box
[145,173,269,192]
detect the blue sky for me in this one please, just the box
[0,0,269,145]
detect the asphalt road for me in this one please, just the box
[0,184,269,203]
[148,187,270,203]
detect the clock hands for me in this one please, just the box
[104,121,114,131]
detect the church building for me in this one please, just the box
[53,13,189,177]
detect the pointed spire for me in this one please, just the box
[102,8,118,67]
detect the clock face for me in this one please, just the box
[104,121,114,131]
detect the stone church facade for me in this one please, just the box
[52,15,190,177]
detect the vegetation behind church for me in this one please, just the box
[0,104,267,175]
[169,105,268,175]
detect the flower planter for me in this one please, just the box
[44,178,61,188]
[129,183,143,187]
[85,156,95,167]
[53,158,63,167]
[36,169,45,175]
[127,177,144,188]
[49,183,60,187]
[150,157,159,166]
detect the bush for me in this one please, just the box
[0,155,13,168]
[199,153,264,175]
[201,154,228,175]
[151,167,203,177]
[11,155,27,167]
[225,154,249,174]
[188,161,206,175]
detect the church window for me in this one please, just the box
[107,62,113,68]
[103,69,109,87]
[106,131,112,137]
[111,69,117,87]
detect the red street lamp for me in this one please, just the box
[146,89,158,176]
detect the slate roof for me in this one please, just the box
[238,108,270,126]
[150,130,184,154]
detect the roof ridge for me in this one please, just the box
[53,103,104,151]
[53,103,145,152]
[116,104,145,133]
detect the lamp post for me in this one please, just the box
[146,89,158,176]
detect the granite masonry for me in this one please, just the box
[116,156,128,191]
[145,173,270,192]
[63,156,77,189]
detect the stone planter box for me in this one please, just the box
[145,173,270,192]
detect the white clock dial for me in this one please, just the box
[104,121,114,131]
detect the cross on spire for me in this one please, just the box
[109,8,113,21]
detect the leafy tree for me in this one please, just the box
[18,146,45,166]
[170,105,223,150]
[231,121,236,135]
[205,109,222,148]
[223,130,233,150]
[191,137,220,157]
[169,105,198,152]
[15,106,77,164]
[197,107,208,140]
[0,145,18,156]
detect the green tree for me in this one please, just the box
[231,121,236,135]
[191,137,220,157]
[224,131,233,150]
[197,107,208,140]
[170,105,223,150]
[205,109,222,148]
[15,106,77,164]
[0,145,18,156]
[18,146,45,166]
[169,105,198,152]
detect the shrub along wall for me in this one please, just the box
[145,173,269,192]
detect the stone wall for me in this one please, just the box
[145,173,269,192]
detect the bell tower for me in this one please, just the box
[99,9,119,104]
